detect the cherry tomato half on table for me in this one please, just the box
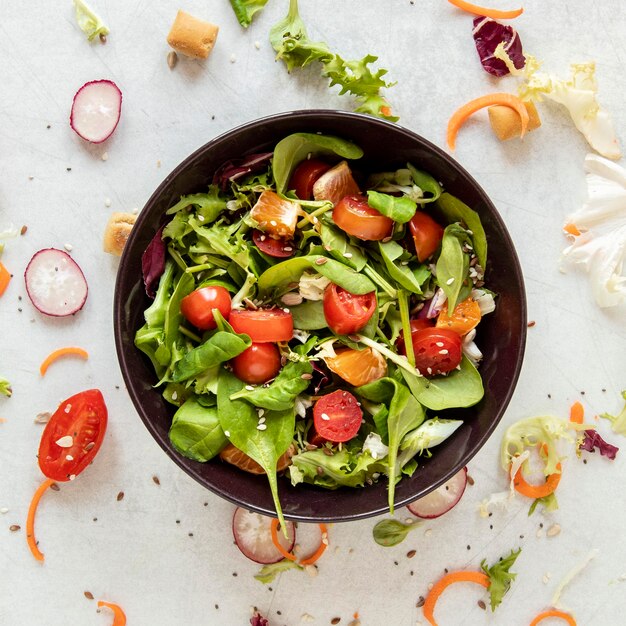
[411,327,462,377]
[313,390,363,443]
[229,309,294,342]
[332,194,393,241]
[323,283,376,335]
[231,342,281,385]
[252,230,295,258]
[180,286,232,330]
[289,159,331,200]
[409,211,444,262]
[38,389,108,481]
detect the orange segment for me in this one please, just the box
[436,297,482,335]
[312,160,360,205]
[325,347,387,387]
[250,190,300,238]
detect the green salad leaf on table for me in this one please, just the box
[135,131,495,524]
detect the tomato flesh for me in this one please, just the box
[313,390,363,443]
[411,327,463,377]
[323,283,376,336]
[289,159,331,200]
[229,309,294,342]
[180,286,232,330]
[231,342,281,384]
[397,318,435,354]
[409,211,444,262]
[333,194,393,241]
[38,389,108,481]
[252,230,295,258]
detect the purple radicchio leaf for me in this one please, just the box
[472,17,525,77]
[250,612,269,626]
[213,152,273,191]
[141,225,166,298]
[580,429,619,460]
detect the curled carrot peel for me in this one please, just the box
[40,347,89,376]
[0,261,11,297]
[570,401,584,424]
[564,223,581,237]
[270,518,329,566]
[423,570,490,626]
[529,609,577,626]
[447,0,523,19]
[26,478,56,562]
[514,460,562,498]
[97,601,127,626]
[447,93,529,151]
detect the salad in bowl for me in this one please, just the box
[133,130,497,527]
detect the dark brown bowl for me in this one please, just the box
[114,110,526,523]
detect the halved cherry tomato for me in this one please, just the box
[409,211,444,262]
[397,318,435,354]
[411,327,462,376]
[229,309,294,342]
[313,390,363,443]
[325,347,387,387]
[333,194,393,241]
[180,286,231,331]
[250,190,300,238]
[220,443,294,474]
[436,297,482,335]
[231,342,281,384]
[252,230,295,258]
[289,159,331,200]
[323,283,376,336]
[312,161,360,205]
[38,389,108,482]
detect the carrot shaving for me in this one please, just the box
[270,518,329,566]
[563,223,581,236]
[423,570,490,626]
[514,461,562,498]
[447,93,529,151]
[26,478,56,562]
[0,261,11,297]
[97,600,127,626]
[529,609,577,626]
[39,347,89,376]
[569,401,584,424]
[447,0,523,20]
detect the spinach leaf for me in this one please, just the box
[436,223,471,312]
[407,163,442,203]
[437,192,487,268]
[401,356,484,410]
[378,241,424,294]
[172,331,251,382]
[230,361,313,411]
[273,134,363,195]
[218,370,295,530]
[356,378,425,512]
[228,0,268,28]
[290,300,327,330]
[319,224,367,271]
[372,518,420,547]
[169,398,228,462]
[313,256,375,294]
[367,190,416,224]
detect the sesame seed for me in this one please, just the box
[64,243,73,252]
[104,198,112,207]
[426,367,432,375]
[321,413,331,421]
[343,252,353,258]
[0,508,8,514]
[260,235,266,241]
[132,207,139,215]
[439,349,449,355]
[101,152,108,161]
[284,246,293,252]
[270,220,277,226]
[198,215,205,222]
[245,385,255,391]
[171,391,178,401]
[55,435,73,448]
[254,41,261,49]
[65,455,74,461]
[546,523,561,537]
[257,424,267,431]
[230,53,237,63]
[435,342,444,347]
[258,417,266,424]
[64,404,72,414]
[446,277,455,285]
[69,474,76,481]
[224,430,231,437]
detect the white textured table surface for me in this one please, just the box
[1,1,625,625]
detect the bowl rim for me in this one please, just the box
[114,109,527,522]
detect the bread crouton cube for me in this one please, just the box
[103,212,137,256]
[167,10,219,60]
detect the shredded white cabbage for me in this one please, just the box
[472,289,496,315]
[294,395,312,418]
[314,339,337,360]
[551,550,599,610]
[298,271,330,301]
[463,329,483,366]
[362,433,389,461]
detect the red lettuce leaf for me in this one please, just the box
[580,429,619,460]
[472,17,525,77]
[250,612,269,626]
[141,225,166,298]
[213,152,273,191]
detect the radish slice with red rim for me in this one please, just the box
[407,467,467,519]
[24,248,88,317]
[70,79,122,144]
[232,507,295,564]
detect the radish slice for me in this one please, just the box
[70,80,122,144]
[407,467,468,519]
[24,249,88,317]
[232,507,295,564]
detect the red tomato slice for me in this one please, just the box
[252,230,295,258]
[332,194,393,241]
[229,309,294,342]
[180,286,232,330]
[323,283,376,335]
[231,343,281,385]
[397,318,435,354]
[38,389,108,481]
[289,159,331,200]
[411,327,462,377]
[313,390,363,443]
[409,211,444,262]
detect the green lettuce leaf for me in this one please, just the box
[481,548,522,611]
[436,223,472,312]
[73,0,109,42]
[0,376,12,398]
[229,0,269,28]
[600,390,626,436]
[254,559,302,583]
